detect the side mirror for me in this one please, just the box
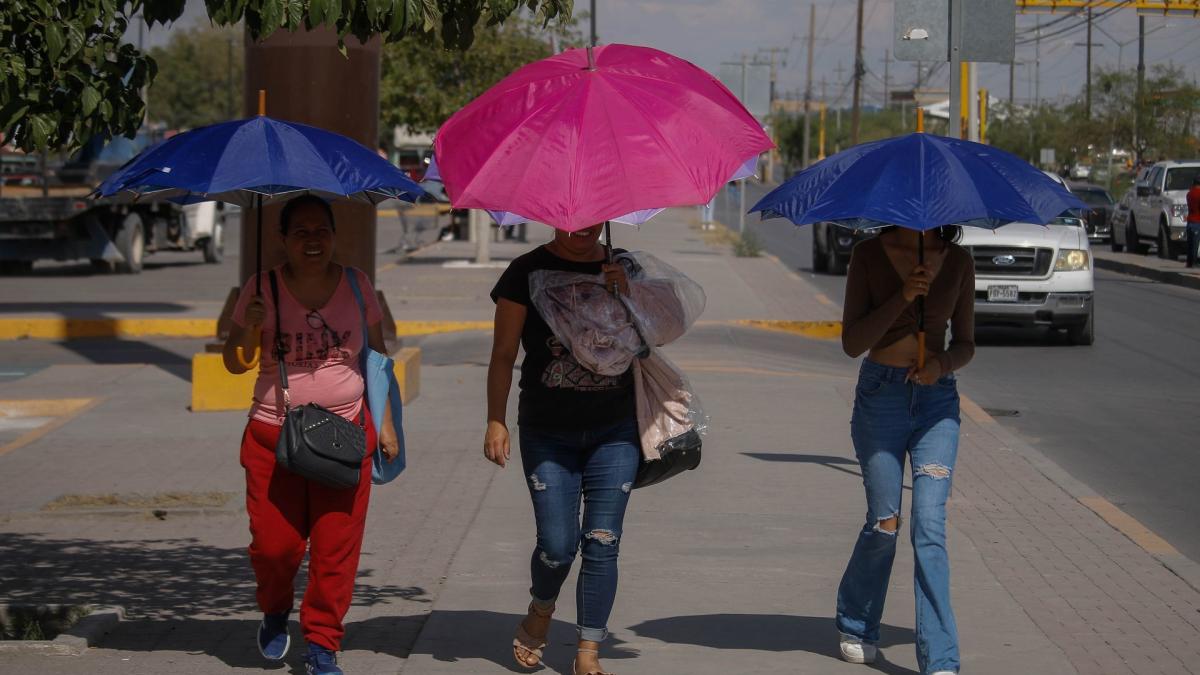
[1136,186,1150,197]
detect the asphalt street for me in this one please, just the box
[718,178,1200,563]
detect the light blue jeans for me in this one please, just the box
[836,359,961,674]
[518,418,640,643]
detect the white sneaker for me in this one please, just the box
[838,633,877,664]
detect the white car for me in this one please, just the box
[1070,163,1091,180]
[960,173,1094,345]
[1112,160,1200,259]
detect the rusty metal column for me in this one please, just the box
[240,27,382,286]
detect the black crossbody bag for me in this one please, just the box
[269,271,366,489]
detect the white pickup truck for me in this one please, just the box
[1111,160,1200,259]
[960,173,1094,345]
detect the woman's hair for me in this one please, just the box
[280,195,336,234]
[875,224,962,243]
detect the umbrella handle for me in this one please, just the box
[917,332,926,371]
[236,339,261,370]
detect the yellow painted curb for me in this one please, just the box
[191,353,257,412]
[1079,496,1182,557]
[0,318,217,340]
[190,348,422,412]
[736,320,842,340]
[394,321,492,337]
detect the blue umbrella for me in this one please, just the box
[94,114,425,367]
[750,132,1085,366]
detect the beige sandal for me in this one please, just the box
[512,601,555,669]
[573,647,614,675]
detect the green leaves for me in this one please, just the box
[1,0,574,153]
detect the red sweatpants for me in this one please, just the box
[240,413,375,651]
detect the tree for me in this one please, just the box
[380,12,581,136]
[0,0,573,153]
[147,24,244,131]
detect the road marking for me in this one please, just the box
[815,293,837,309]
[0,318,216,340]
[736,319,842,340]
[394,321,492,336]
[0,398,100,458]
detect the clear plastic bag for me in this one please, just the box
[634,349,708,460]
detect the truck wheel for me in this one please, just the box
[1109,224,1124,252]
[1128,218,1149,254]
[812,225,829,273]
[1067,307,1095,346]
[203,220,224,263]
[115,213,145,274]
[827,244,847,275]
[1158,222,1179,260]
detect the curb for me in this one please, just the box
[1094,256,1200,291]
[959,396,1200,594]
[0,605,124,655]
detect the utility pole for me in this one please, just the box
[1136,15,1145,165]
[949,0,963,139]
[803,3,815,168]
[739,52,747,233]
[590,0,596,46]
[758,46,786,182]
[227,35,235,120]
[1009,59,1016,106]
[1035,17,1041,109]
[850,0,865,145]
[1085,6,1093,118]
[883,49,892,109]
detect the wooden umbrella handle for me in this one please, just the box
[917,332,926,371]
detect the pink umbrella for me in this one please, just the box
[433,43,774,232]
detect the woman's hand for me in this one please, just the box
[902,264,932,302]
[907,358,944,386]
[484,420,510,467]
[602,263,630,296]
[243,295,266,328]
[379,425,401,461]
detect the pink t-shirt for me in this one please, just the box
[232,265,383,426]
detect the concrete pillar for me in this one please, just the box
[239,27,382,285]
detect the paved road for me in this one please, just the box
[718,179,1200,563]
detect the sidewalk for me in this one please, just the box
[2,209,1199,674]
[1093,247,1200,291]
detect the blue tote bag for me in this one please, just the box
[348,270,407,484]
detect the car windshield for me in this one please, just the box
[1075,189,1113,207]
[1165,167,1200,191]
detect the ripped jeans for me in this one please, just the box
[836,359,961,675]
[519,417,640,643]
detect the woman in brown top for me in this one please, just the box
[834,226,974,675]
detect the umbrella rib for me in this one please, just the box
[937,140,1029,224]
[961,143,1065,224]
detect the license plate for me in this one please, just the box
[987,285,1019,302]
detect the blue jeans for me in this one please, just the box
[836,359,961,674]
[518,418,640,642]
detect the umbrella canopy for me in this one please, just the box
[750,132,1083,231]
[94,116,424,206]
[433,43,774,231]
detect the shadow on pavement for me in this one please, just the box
[408,610,636,673]
[975,326,1075,347]
[0,301,193,315]
[630,613,918,674]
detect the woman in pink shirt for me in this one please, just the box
[223,195,400,675]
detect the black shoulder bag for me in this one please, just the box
[269,270,366,490]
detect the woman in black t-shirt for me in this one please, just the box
[486,223,636,675]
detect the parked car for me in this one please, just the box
[1069,183,1115,243]
[811,221,876,275]
[1111,160,1200,259]
[1069,162,1092,180]
[962,171,1094,345]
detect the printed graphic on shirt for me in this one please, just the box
[541,336,621,391]
[275,329,353,368]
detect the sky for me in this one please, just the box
[136,0,1200,110]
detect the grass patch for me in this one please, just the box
[0,605,91,641]
[42,491,236,511]
[732,230,763,257]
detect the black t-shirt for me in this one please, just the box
[490,245,636,430]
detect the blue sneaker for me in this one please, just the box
[305,643,343,675]
[256,612,290,661]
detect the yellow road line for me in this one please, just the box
[736,320,842,340]
[394,321,492,336]
[0,398,101,458]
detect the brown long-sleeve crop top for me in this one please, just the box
[841,237,976,373]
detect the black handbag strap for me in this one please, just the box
[268,270,291,409]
